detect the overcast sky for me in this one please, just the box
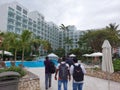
[0,0,120,30]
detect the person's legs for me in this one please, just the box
[58,80,62,90]
[73,82,77,90]
[45,73,49,89]
[48,73,52,87]
[78,83,83,90]
[63,80,68,90]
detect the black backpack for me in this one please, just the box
[59,63,68,80]
[49,61,56,74]
[73,64,84,82]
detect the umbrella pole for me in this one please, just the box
[108,73,110,90]
[91,57,94,74]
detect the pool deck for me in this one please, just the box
[27,67,120,90]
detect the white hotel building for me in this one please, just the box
[0,2,83,55]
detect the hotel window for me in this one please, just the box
[8,7,14,12]
[16,5,22,11]
[23,9,27,15]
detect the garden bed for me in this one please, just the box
[86,68,120,82]
[18,70,40,90]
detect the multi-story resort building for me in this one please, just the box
[0,2,83,55]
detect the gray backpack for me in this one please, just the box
[59,63,68,80]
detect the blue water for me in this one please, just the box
[5,60,58,68]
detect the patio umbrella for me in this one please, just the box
[69,54,76,57]
[48,53,58,58]
[82,54,91,57]
[90,52,103,57]
[102,40,114,90]
[0,50,13,56]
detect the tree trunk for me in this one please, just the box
[14,49,17,61]
[22,48,25,64]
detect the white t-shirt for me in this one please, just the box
[70,63,86,83]
[56,61,69,69]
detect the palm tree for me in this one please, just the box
[64,37,72,55]
[8,33,21,61]
[60,24,69,31]
[106,23,120,39]
[106,23,119,31]
[2,32,12,51]
[20,30,32,62]
[106,23,120,57]
[60,24,72,55]
[0,32,13,60]
[31,37,43,56]
[42,40,52,55]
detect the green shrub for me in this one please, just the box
[113,59,120,72]
[0,68,7,73]
[0,66,27,77]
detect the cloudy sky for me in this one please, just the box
[0,0,120,30]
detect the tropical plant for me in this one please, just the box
[0,32,14,60]
[78,25,120,53]
[64,37,72,55]
[106,23,120,47]
[6,32,21,61]
[60,24,73,55]
[0,66,26,77]
[20,30,32,63]
[106,23,119,34]
[113,59,120,72]
[60,24,69,31]
[31,37,43,56]
[42,40,52,55]
[54,47,65,57]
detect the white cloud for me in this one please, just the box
[0,0,120,30]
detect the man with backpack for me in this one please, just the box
[54,56,71,90]
[44,56,52,90]
[70,57,86,90]
[66,56,74,67]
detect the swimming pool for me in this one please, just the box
[5,60,58,68]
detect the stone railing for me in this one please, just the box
[86,68,120,82]
[18,71,40,90]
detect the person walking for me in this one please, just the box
[54,56,71,90]
[44,56,52,90]
[70,57,86,90]
[66,55,74,67]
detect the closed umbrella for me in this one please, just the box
[102,40,114,73]
[102,40,114,90]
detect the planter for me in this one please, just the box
[0,71,20,90]
[18,71,40,90]
[86,68,120,82]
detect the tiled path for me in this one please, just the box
[27,68,120,90]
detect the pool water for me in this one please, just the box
[5,60,58,68]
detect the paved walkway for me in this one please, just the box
[27,68,120,90]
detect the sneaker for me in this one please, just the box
[49,85,51,88]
